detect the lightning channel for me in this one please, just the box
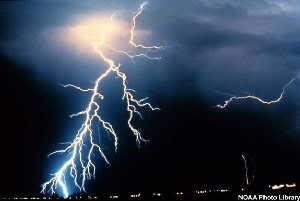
[105,1,163,61]
[41,2,160,197]
[216,78,295,109]
[129,1,161,49]
[241,154,249,186]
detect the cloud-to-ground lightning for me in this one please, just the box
[41,2,162,197]
[216,78,295,109]
[241,153,256,188]
[241,154,249,186]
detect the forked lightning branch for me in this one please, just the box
[41,2,162,197]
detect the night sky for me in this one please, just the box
[1,0,300,196]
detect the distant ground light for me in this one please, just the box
[1,183,297,200]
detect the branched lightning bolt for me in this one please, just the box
[216,78,295,109]
[41,2,161,197]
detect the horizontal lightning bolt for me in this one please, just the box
[106,45,162,61]
[216,78,295,109]
[41,1,161,197]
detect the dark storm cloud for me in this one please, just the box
[142,0,300,101]
[1,0,300,101]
